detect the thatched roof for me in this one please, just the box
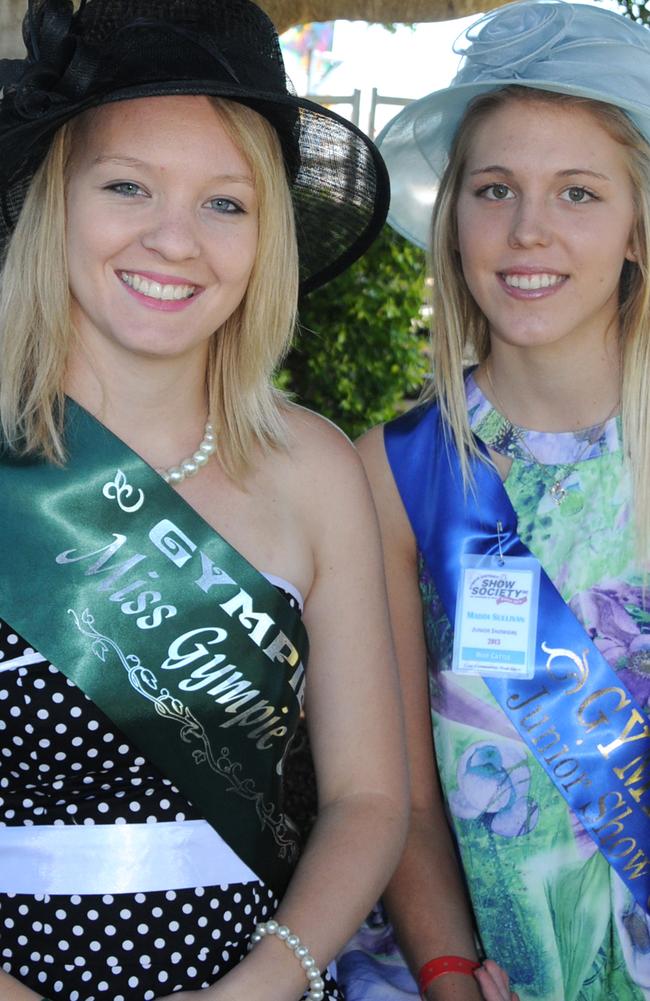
[260,0,499,32]
[1,0,502,58]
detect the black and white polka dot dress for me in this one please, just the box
[0,613,343,1001]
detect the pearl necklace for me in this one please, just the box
[160,421,216,485]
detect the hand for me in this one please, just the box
[474,959,520,1001]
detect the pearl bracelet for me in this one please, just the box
[249,919,325,1000]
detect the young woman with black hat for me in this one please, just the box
[340,2,650,1000]
[0,2,408,999]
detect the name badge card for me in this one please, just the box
[452,554,540,679]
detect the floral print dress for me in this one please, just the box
[339,375,650,1001]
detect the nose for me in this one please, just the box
[508,195,552,250]
[140,205,201,261]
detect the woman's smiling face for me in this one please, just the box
[65,94,259,367]
[455,96,638,357]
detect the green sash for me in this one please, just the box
[0,401,308,895]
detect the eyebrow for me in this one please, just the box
[468,165,611,181]
[92,155,254,185]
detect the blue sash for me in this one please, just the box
[385,402,650,915]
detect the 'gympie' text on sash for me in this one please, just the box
[385,402,650,915]
[0,401,308,895]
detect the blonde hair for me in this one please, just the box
[426,86,650,556]
[0,96,299,477]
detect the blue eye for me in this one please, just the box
[105,181,145,197]
[478,183,513,201]
[562,186,596,204]
[207,197,243,214]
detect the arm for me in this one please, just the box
[0,973,45,1000]
[188,415,409,1001]
[357,427,515,1001]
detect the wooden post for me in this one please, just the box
[0,0,23,59]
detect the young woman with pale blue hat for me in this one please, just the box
[339,2,650,1000]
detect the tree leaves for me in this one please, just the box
[282,227,429,439]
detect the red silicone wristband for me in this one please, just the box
[418,955,481,995]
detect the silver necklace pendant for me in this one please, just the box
[550,478,585,516]
[549,480,567,504]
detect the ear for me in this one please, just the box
[626,229,639,263]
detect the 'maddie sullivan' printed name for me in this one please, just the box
[56,520,304,751]
[468,611,525,623]
[506,641,650,904]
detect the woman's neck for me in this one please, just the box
[475,337,621,433]
[64,348,211,469]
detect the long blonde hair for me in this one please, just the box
[0,96,299,477]
[426,86,650,555]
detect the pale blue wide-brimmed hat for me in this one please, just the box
[377,0,650,249]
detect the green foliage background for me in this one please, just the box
[615,0,650,23]
[280,226,428,439]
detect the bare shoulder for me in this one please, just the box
[283,401,355,450]
[273,404,379,549]
[357,422,415,558]
[356,423,388,481]
[281,402,368,486]
[356,422,399,508]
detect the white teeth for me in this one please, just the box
[504,273,565,290]
[119,272,196,301]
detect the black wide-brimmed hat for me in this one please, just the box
[0,0,389,294]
